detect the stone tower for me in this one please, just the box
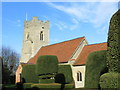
[20,16,49,63]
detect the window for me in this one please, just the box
[26,33,29,40]
[77,72,82,81]
[40,31,43,40]
[42,27,44,29]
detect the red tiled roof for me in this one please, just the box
[21,63,32,67]
[28,37,85,64]
[74,43,107,65]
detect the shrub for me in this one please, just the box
[23,83,33,89]
[39,74,55,79]
[36,55,58,84]
[31,83,61,88]
[21,64,39,83]
[85,50,108,88]
[31,83,74,89]
[36,55,58,75]
[65,83,75,88]
[100,72,120,88]
[55,65,73,84]
[16,82,23,90]
[55,73,65,84]
[2,84,16,89]
[39,78,54,83]
[107,9,120,72]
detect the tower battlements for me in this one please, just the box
[24,16,49,29]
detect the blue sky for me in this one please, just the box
[2,2,118,54]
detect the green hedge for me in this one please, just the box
[31,83,61,88]
[65,83,75,88]
[36,55,58,75]
[2,84,16,89]
[39,74,55,79]
[31,83,74,89]
[23,83,33,89]
[31,83,74,90]
[16,82,23,89]
[85,50,108,88]
[100,73,120,88]
[21,64,39,83]
[56,65,73,84]
[39,79,54,84]
[107,9,120,73]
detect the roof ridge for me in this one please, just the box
[86,42,107,46]
[42,36,85,47]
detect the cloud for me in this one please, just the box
[17,20,21,23]
[5,19,22,27]
[90,2,117,28]
[72,18,79,24]
[69,18,80,30]
[52,18,80,31]
[54,23,64,30]
[52,20,68,30]
[47,2,118,28]
[70,24,79,31]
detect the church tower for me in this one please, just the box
[20,16,50,63]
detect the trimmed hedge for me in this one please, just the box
[36,55,58,75]
[31,83,74,89]
[56,65,73,84]
[2,84,16,89]
[107,9,120,73]
[85,50,108,88]
[39,78,54,84]
[65,83,75,88]
[100,73,120,88]
[21,64,39,83]
[39,74,55,79]
[23,83,33,89]
[31,83,61,88]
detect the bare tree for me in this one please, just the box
[0,46,20,84]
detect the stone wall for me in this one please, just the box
[71,65,86,88]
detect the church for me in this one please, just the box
[16,17,107,88]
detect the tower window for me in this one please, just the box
[40,31,43,41]
[26,33,29,40]
[77,72,82,81]
[42,27,44,29]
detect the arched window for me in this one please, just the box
[40,31,43,40]
[26,33,29,40]
[77,72,82,81]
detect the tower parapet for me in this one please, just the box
[24,17,49,29]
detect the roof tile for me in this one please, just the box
[74,43,107,65]
[28,37,85,64]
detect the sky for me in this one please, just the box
[2,1,119,54]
